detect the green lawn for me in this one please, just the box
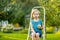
[46,34,60,40]
[0,31,60,40]
[0,31,27,40]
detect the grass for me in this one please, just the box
[0,31,27,40]
[46,34,60,40]
[0,31,60,40]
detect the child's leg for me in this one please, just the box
[32,33,36,40]
[36,33,40,40]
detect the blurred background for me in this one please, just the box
[0,0,60,40]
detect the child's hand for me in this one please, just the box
[38,24,42,29]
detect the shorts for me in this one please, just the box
[31,32,42,37]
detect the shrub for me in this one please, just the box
[46,26,56,33]
[56,30,60,34]
[20,28,28,34]
[1,24,14,33]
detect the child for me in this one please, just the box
[30,9,43,40]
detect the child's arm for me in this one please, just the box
[30,22,35,33]
[40,20,43,29]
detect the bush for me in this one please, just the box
[20,28,28,34]
[1,24,14,33]
[46,26,56,33]
[56,30,60,34]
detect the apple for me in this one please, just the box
[37,24,42,29]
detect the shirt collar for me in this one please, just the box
[34,19,39,22]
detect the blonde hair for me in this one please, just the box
[31,9,40,18]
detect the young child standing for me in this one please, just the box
[31,9,43,40]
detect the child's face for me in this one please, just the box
[33,11,40,19]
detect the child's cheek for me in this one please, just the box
[33,15,35,18]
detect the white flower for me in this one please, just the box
[1,24,14,32]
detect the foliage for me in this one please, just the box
[38,0,60,27]
[46,26,56,33]
[56,29,60,34]
[0,0,60,27]
[0,0,39,26]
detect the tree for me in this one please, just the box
[0,0,39,27]
[38,0,60,31]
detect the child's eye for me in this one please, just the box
[34,14,39,15]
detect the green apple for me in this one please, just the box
[38,24,41,29]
